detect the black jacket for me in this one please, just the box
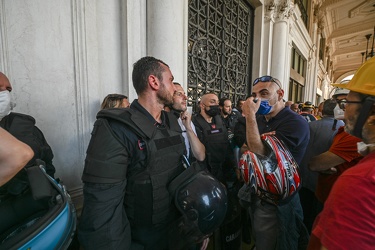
[78,100,186,250]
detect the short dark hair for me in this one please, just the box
[219,97,231,107]
[322,99,337,116]
[236,99,245,106]
[132,56,169,95]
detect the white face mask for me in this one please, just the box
[333,104,344,120]
[0,90,11,120]
[357,142,375,156]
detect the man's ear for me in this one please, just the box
[370,102,375,117]
[199,99,205,110]
[148,75,160,91]
[277,88,284,101]
[368,114,375,125]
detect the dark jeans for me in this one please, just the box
[249,193,309,250]
[299,187,322,234]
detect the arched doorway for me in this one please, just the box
[187,0,254,112]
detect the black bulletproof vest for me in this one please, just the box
[193,114,229,181]
[82,108,186,227]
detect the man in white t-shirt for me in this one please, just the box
[165,82,205,162]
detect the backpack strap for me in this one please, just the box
[168,161,206,197]
[26,162,56,200]
[97,108,148,138]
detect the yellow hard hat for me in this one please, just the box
[332,56,375,96]
[302,101,314,109]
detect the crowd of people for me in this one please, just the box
[1,55,374,250]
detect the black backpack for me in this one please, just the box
[0,112,55,176]
[0,112,55,197]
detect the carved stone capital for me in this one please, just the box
[313,3,321,23]
[265,0,293,23]
[265,1,276,22]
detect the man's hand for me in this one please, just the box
[242,96,260,117]
[181,111,192,128]
[319,167,338,175]
[200,237,209,250]
[240,143,249,153]
[261,131,276,137]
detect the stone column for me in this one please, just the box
[121,0,147,101]
[268,0,293,88]
[146,0,188,87]
[252,5,266,77]
[0,1,10,74]
[262,2,275,76]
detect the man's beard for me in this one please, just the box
[172,103,187,113]
[157,83,174,107]
[223,110,231,116]
[344,113,359,136]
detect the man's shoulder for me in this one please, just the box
[97,108,133,120]
[229,112,239,121]
[7,112,36,124]
[333,127,361,144]
[230,111,240,117]
[97,108,145,137]
[192,113,204,125]
[98,108,150,128]
[1,112,36,132]
[309,117,333,128]
[343,152,375,178]
[275,108,310,139]
[278,108,308,124]
[300,112,317,122]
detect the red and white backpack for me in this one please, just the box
[238,135,301,205]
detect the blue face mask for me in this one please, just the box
[256,99,272,115]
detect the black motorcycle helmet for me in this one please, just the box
[169,163,228,243]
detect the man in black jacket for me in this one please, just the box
[193,93,231,184]
[0,72,55,179]
[78,57,210,250]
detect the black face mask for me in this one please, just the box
[205,105,220,117]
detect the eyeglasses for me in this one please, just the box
[253,76,281,89]
[336,99,363,110]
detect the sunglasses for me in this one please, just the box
[253,76,281,88]
[336,99,363,110]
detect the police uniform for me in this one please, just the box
[78,100,186,250]
[192,114,229,184]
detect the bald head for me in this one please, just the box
[199,93,219,117]
[0,72,12,92]
[201,93,219,106]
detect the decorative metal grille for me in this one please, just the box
[188,0,254,112]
